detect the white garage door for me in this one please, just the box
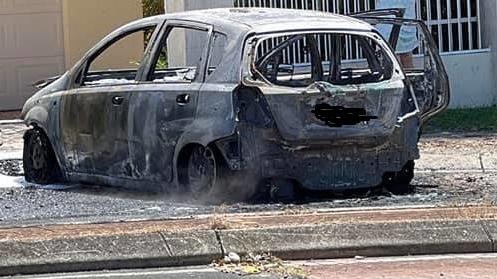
[0,0,65,111]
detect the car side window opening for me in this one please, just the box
[253,32,394,88]
[149,26,210,83]
[81,26,157,87]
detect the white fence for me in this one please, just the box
[233,0,483,53]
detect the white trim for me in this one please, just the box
[438,48,491,57]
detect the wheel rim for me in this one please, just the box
[187,146,216,195]
[31,135,47,171]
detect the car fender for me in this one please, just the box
[23,105,49,131]
[22,95,67,180]
[172,117,237,184]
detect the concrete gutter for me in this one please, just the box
[1,206,497,276]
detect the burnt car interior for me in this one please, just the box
[253,33,394,88]
[75,24,218,86]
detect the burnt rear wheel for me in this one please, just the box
[23,128,62,184]
[186,145,218,198]
[383,160,415,195]
[178,144,259,204]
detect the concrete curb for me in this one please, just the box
[0,231,223,276]
[0,207,496,276]
[0,119,24,125]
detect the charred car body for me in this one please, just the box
[21,8,449,201]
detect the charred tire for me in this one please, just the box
[179,145,258,204]
[268,178,298,203]
[383,160,415,195]
[23,128,62,184]
[182,145,218,201]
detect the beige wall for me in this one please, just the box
[0,0,65,111]
[62,0,143,69]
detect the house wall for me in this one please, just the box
[165,0,497,109]
[0,0,65,111]
[164,0,232,67]
[0,0,144,111]
[440,50,494,108]
[61,0,144,70]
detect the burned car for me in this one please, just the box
[21,8,449,201]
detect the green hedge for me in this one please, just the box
[143,0,165,17]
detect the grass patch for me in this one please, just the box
[424,106,497,133]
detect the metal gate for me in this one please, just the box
[233,0,483,53]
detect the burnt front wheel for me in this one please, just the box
[23,128,61,184]
[383,161,415,195]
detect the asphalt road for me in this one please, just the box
[302,253,497,279]
[8,254,497,279]
[6,266,286,279]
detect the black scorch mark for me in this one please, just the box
[312,103,378,127]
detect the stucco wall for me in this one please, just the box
[440,51,494,108]
[62,0,143,69]
[165,0,232,12]
[165,0,232,67]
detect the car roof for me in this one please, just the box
[144,8,374,34]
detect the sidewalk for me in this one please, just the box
[1,206,497,276]
[301,254,497,279]
[418,134,497,173]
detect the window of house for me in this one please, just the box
[81,26,157,87]
[149,26,210,83]
[253,33,394,88]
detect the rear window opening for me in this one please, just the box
[148,26,211,83]
[252,32,395,88]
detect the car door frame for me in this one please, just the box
[59,20,165,179]
[123,19,214,185]
[349,8,405,48]
[351,10,450,122]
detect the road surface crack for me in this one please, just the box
[479,153,485,173]
[158,231,173,257]
[214,230,226,257]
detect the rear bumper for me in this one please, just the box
[261,146,419,191]
[239,117,420,191]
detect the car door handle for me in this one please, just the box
[176,94,191,106]
[112,96,124,106]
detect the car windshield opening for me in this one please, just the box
[252,32,394,88]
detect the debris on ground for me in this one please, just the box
[0,159,23,176]
[212,253,309,278]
